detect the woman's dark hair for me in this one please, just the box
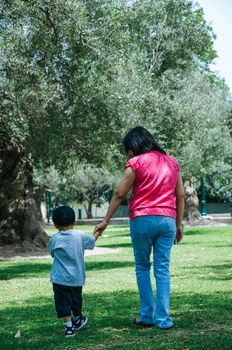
[122,126,166,156]
[52,205,75,227]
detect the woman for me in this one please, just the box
[94,126,185,329]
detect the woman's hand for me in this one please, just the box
[174,224,184,244]
[93,221,108,236]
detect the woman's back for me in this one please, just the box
[126,151,180,219]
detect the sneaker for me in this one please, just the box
[72,315,88,331]
[64,326,75,338]
[134,316,154,328]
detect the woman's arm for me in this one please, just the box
[175,173,185,243]
[93,167,135,235]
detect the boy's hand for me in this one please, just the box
[93,231,101,240]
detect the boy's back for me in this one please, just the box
[48,229,95,286]
[48,205,100,338]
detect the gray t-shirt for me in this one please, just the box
[48,229,95,286]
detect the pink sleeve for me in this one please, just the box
[169,155,180,173]
[173,158,180,172]
[125,157,140,172]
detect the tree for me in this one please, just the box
[205,161,232,202]
[119,66,232,217]
[0,125,48,247]
[33,165,62,221]
[34,163,119,219]
[110,0,231,219]
[63,163,119,218]
[0,0,127,166]
[1,0,219,166]
[1,0,231,247]
[0,0,126,246]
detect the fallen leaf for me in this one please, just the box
[15,330,21,338]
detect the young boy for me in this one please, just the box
[48,205,100,338]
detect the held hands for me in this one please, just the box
[174,224,184,244]
[93,220,109,238]
[93,230,102,240]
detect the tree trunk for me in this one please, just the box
[34,188,44,222]
[184,178,201,222]
[0,129,49,248]
[84,201,93,219]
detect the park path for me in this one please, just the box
[0,246,120,260]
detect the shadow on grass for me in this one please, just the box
[86,260,135,271]
[200,262,232,281]
[97,243,132,249]
[107,225,129,229]
[104,232,130,238]
[204,262,232,270]
[0,259,135,280]
[0,262,52,280]
[206,244,232,248]
[184,225,232,236]
[179,240,228,247]
[1,289,232,350]
[180,262,232,281]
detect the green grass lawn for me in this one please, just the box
[1,224,232,350]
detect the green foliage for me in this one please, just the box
[1,0,126,166]
[163,69,232,177]
[127,0,217,74]
[59,162,119,207]
[34,162,119,216]
[116,63,232,179]
[33,165,61,192]
[0,0,231,195]
[205,161,232,201]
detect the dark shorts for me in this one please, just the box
[53,283,83,318]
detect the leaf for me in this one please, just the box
[15,329,21,338]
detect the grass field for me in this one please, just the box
[0,224,232,350]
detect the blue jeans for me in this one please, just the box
[130,215,176,329]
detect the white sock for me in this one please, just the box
[64,321,72,328]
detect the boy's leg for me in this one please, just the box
[53,283,73,318]
[71,286,83,317]
[53,284,75,337]
[71,286,88,330]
